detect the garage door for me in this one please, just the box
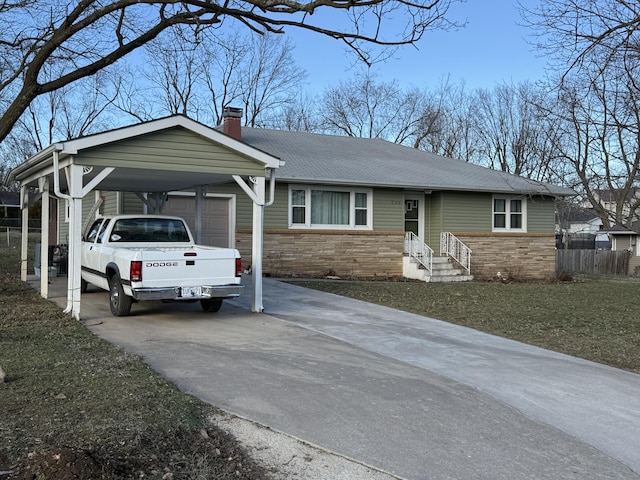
[163,195,231,247]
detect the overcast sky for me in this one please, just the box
[287,0,548,93]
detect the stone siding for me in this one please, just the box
[237,229,404,278]
[454,232,557,280]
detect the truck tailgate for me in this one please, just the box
[133,246,240,288]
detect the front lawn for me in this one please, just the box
[288,277,640,374]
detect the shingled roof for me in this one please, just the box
[240,127,574,196]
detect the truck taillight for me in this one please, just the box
[236,258,242,277]
[130,261,142,282]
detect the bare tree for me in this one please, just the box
[524,0,640,227]
[470,82,562,183]
[413,78,476,161]
[0,129,35,188]
[522,0,640,79]
[260,93,322,132]
[9,69,122,155]
[240,34,307,127]
[550,72,640,228]
[0,0,457,144]
[199,32,247,126]
[320,73,430,144]
[136,30,307,128]
[143,28,203,117]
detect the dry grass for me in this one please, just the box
[288,277,640,374]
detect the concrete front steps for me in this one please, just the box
[403,255,474,283]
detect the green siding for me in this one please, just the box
[122,192,144,214]
[432,192,556,234]
[210,182,254,228]
[58,200,68,243]
[373,189,403,230]
[527,197,556,233]
[426,192,443,247]
[264,184,289,228]
[81,194,96,223]
[76,128,265,176]
[441,191,492,232]
[101,191,120,216]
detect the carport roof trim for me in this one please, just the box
[9,115,284,183]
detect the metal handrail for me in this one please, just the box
[440,232,471,275]
[404,232,433,275]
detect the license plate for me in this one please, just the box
[181,286,201,298]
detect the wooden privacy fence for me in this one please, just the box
[556,249,630,275]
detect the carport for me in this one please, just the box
[7,114,284,319]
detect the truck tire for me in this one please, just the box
[200,299,223,313]
[109,274,133,316]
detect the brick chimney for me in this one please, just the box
[222,107,243,140]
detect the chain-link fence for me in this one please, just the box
[3,227,42,248]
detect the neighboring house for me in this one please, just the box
[565,208,603,235]
[606,224,640,275]
[20,113,573,282]
[556,207,610,249]
[0,191,20,223]
[581,188,640,225]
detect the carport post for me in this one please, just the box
[251,177,265,313]
[39,177,50,299]
[20,186,29,282]
[67,165,84,320]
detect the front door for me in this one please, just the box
[404,193,423,239]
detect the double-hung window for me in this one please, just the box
[493,196,526,231]
[289,186,372,229]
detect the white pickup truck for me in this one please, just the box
[81,215,244,316]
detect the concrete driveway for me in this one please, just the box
[42,276,640,479]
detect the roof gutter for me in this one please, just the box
[276,178,575,197]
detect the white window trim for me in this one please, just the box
[288,184,373,230]
[492,195,527,232]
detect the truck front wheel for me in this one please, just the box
[200,299,223,313]
[109,274,133,316]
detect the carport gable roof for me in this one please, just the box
[240,127,574,196]
[9,115,283,193]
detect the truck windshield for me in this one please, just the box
[110,218,190,243]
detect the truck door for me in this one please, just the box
[81,218,110,286]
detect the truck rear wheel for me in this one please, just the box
[200,299,223,313]
[109,274,133,316]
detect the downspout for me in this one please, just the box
[52,148,70,207]
[52,148,74,314]
[265,168,276,207]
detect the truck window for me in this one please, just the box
[84,219,104,242]
[111,218,190,242]
[96,219,111,243]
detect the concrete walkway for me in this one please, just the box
[41,276,640,479]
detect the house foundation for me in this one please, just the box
[453,232,557,280]
[237,229,404,279]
